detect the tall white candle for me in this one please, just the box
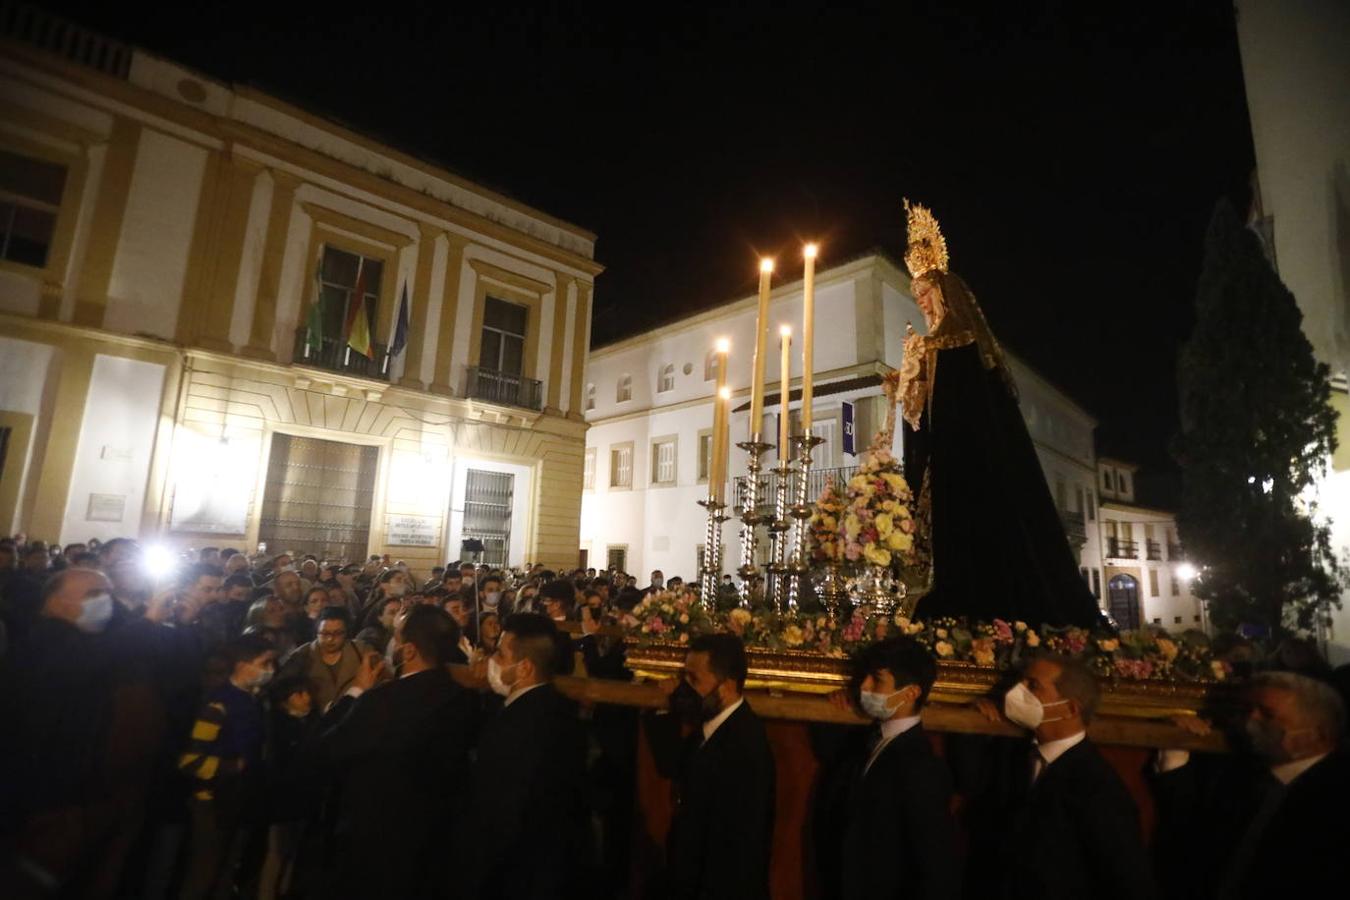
[715,386,732,505]
[779,325,791,462]
[711,338,730,499]
[801,243,817,433]
[748,258,774,435]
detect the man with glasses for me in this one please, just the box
[276,607,368,712]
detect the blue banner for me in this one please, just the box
[842,401,855,455]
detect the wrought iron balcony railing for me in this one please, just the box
[733,465,859,518]
[1146,539,1162,561]
[464,366,543,411]
[293,331,391,381]
[1107,538,1139,559]
[1061,511,1087,548]
[1167,542,1185,560]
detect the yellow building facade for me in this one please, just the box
[0,20,598,575]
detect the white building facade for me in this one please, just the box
[581,254,1106,600]
[0,13,598,577]
[1096,459,1204,633]
[1237,0,1350,661]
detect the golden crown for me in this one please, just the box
[903,199,949,280]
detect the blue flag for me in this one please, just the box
[391,281,410,356]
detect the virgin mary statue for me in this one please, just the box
[896,201,1102,628]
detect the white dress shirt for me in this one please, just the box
[701,697,745,743]
[1032,730,1087,782]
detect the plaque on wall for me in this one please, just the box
[86,493,127,523]
[386,514,440,547]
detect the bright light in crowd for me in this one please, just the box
[760,258,774,274]
[1175,562,1198,583]
[804,243,819,259]
[715,337,730,353]
[143,544,178,579]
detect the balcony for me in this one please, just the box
[1,2,133,79]
[1107,537,1139,559]
[733,465,859,518]
[1061,511,1087,549]
[464,366,543,411]
[293,331,390,381]
[1146,539,1162,561]
[1168,542,1185,560]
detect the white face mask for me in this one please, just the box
[386,581,409,598]
[486,656,518,697]
[1003,682,1070,730]
[859,689,904,720]
[483,591,502,607]
[76,591,115,633]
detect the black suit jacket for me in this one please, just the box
[1151,749,1350,900]
[998,738,1154,900]
[459,683,587,900]
[647,700,776,900]
[839,724,961,900]
[318,667,476,895]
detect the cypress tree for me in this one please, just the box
[1175,199,1341,636]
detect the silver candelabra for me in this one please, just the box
[787,431,824,611]
[697,496,728,607]
[735,434,773,608]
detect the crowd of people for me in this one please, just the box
[1,534,1347,900]
[0,537,654,899]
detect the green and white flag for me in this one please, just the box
[303,252,324,357]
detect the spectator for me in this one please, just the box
[539,578,576,623]
[355,595,401,658]
[257,676,322,900]
[646,633,775,900]
[177,633,276,899]
[302,586,328,622]
[276,607,368,713]
[270,569,304,610]
[318,605,476,895]
[459,613,587,897]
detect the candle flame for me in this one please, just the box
[780,324,791,337]
[715,337,730,353]
[760,258,775,274]
[804,243,819,259]
[718,386,732,400]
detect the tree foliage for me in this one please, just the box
[1175,200,1341,635]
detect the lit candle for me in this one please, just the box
[779,325,791,462]
[801,243,817,434]
[710,338,730,500]
[715,386,732,504]
[748,258,774,436]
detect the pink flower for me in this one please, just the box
[992,619,1014,644]
[649,617,667,634]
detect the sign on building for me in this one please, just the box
[842,400,855,456]
[386,514,441,547]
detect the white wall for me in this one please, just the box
[59,354,165,542]
[0,337,58,533]
[104,130,208,339]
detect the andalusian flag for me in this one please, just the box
[345,259,373,359]
[303,255,324,357]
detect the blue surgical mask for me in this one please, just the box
[76,592,114,633]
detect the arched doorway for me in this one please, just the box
[1107,574,1141,630]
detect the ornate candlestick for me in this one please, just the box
[767,462,794,611]
[735,434,773,608]
[787,431,825,611]
[697,496,728,608]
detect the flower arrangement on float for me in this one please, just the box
[807,476,846,564]
[626,597,1229,683]
[840,446,917,568]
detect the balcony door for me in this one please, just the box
[1107,574,1141,630]
[479,297,527,377]
[462,468,513,568]
[259,434,378,563]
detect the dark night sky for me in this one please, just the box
[35,0,1256,500]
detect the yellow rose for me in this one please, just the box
[1098,638,1119,652]
[848,475,868,490]
[679,613,689,624]
[844,515,862,540]
[935,640,954,658]
[783,625,805,647]
[729,608,752,627]
[863,544,892,567]
[821,515,837,530]
[1014,621,1027,632]
[974,648,995,666]
[678,632,689,644]
[1025,630,1040,647]
[886,531,912,552]
[875,513,894,538]
[936,628,948,639]
[894,614,911,628]
[1156,638,1178,661]
[881,472,907,493]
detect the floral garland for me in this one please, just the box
[626,592,1229,682]
[840,446,918,568]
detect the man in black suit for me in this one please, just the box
[835,637,961,900]
[972,653,1155,900]
[646,633,775,900]
[1151,670,1349,900]
[458,613,587,899]
[318,604,476,897]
